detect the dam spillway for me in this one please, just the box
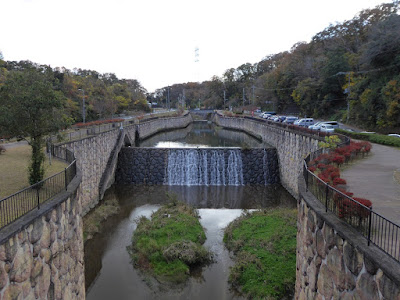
[115,147,280,186]
[166,149,243,186]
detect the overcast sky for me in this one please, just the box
[0,0,388,92]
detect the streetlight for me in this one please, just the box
[78,88,85,123]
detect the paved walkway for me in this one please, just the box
[341,143,400,226]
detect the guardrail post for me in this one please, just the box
[325,184,329,212]
[36,188,40,210]
[64,168,68,190]
[368,207,372,246]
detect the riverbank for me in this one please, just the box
[224,208,297,299]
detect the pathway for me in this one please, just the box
[340,143,400,226]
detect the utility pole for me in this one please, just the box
[167,87,170,110]
[242,87,245,108]
[78,88,85,123]
[223,90,226,110]
[347,74,351,123]
[335,71,352,123]
[252,85,255,105]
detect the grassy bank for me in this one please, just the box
[129,200,210,283]
[0,144,67,198]
[224,208,297,299]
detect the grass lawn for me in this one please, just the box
[129,200,210,284]
[0,144,68,199]
[224,208,297,299]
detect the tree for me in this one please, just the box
[0,67,67,184]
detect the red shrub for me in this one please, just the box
[308,166,316,173]
[332,154,345,166]
[318,173,330,183]
[333,177,347,185]
[329,171,340,180]
[317,163,327,170]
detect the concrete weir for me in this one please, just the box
[115,147,280,186]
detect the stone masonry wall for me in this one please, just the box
[60,113,193,215]
[0,173,84,300]
[296,178,400,299]
[213,114,320,198]
[134,113,193,140]
[62,130,121,216]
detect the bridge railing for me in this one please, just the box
[303,145,400,263]
[0,146,77,230]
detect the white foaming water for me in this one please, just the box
[166,149,243,186]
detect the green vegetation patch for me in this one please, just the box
[336,129,400,148]
[224,209,297,299]
[129,201,210,283]
[83,193,120,242]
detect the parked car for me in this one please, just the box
[271,116,281,122]
[309,122,324,130]
[322,121,339,129]
[319,124,336,133]
[283,116,298,124]
[296,118,315,127]
[388,134,400,138]
[262,113,272,119]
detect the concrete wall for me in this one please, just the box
[0,167,84,300]
[213,114,320,198]
[296,177,400,299]
[115,148,280,185]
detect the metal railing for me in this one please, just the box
[303,149,400,263]
[0,146,77,230]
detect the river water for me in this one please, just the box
[85,122,296,299]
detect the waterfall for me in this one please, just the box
[166,149,243,186]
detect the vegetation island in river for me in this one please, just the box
[128,198,211,284]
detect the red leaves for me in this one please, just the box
[74,118,125,128]
[333,177,347,186]
[332,154,345,166]
[307,139,374,220]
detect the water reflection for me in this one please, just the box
[85,184,296,299]
[139,121,269,148]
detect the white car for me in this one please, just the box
[283,116,298,124]
[309,122,324,130]
[262,113,272,119]
[388,134,400,138]
[320,124,336,133]
[296,118,315,127]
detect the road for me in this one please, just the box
[340,143,400,225]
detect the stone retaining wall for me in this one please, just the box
[59,113,192,215]
[61,130,121,216]
[115,148,280,185]
[133,113,193,140]
[0,169,84,300]
[213,114,320,198]
[296,177,400,299]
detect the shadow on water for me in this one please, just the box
[85,184,296,300]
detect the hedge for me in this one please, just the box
[335,129,400,147]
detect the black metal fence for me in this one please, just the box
[0,146,76,230]
[303,150,400,263]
